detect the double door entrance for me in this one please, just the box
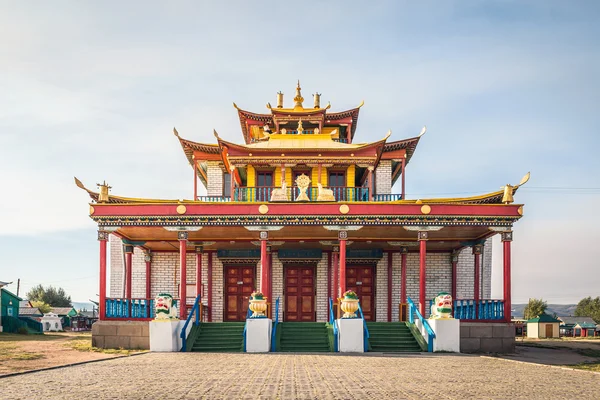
[345,266,375,321]
[284,266,316,321]
[224,265,255,321]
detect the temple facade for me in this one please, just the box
[79,82,526,352]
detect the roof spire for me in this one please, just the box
[294,80,304,109]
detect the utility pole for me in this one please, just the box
[16,279,20,297]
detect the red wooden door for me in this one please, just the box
[224,266,255,321]
[284,266,315,321]
[346,266,375,321]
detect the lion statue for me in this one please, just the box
[430,292,453,319]
[154,293,179,320]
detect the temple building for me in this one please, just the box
[79,82,526,353]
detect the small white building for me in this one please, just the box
[526,313,560,338]
[41,312,63,332]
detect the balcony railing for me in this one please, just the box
[194,189,403,203]
[452,299,505,321]
[232,186,370,202]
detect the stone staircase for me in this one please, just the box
[190,322,245,352]
[366,322,422,352]
[279,322,331,352]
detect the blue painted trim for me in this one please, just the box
[180,295,201,352]
[407,296,436,352]
[271,298,280,352]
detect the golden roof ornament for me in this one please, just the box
[97,180,112,203]
[297,118,304,134]
[313,92,321,108]
[293,80,304,109]
[501,172,531,204]
[277,91,284,108]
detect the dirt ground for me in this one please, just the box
[505,337,600,371]
[0,331,137,375]
[516,337,600,350]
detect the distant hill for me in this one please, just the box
[512,304,577,319]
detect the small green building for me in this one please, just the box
[1,288,21,319]
[527,313,560,338]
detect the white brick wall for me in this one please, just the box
[206,161,224,196]
[375,160,392,194]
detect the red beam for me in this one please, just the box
[92,202,522,218]
[125,247,133,301]
[179,237,187,320]
[332,249,339,300]
[145,257,151,299]
[339,240,347,295]
[196,249,202,298]
[207,251,213,322]
[503,232,513,322]
[99,232,108,320]
[387,252,392,322]
[419,234,427,316]
[327,251,332,316]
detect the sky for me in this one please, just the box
[1,1,599,304]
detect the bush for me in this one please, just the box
[17,327,29,335]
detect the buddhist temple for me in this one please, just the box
[78,82,527,353]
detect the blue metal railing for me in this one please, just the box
[407,296,436,352]
[328,298,338,352]
[232,186,371,202]
[373,193,403,201]
[332,138,348,143]
[243,307,252,352]
[105,298,158,319]
[357,303,370,352]
[271,297,280,352]
[453,299,504,320]
[196,196,231,202]
[180,295,201,352]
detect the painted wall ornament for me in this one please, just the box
[295,174,311,201]
[430,292,453,319]
[154,293,179,320]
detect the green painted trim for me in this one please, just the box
[406,321,427,351]
[121,239,146,246]
[185,325,201,352]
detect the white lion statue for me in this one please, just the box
[154,293,179,320]
[430,292,453,319]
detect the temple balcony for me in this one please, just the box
[196,187,403,202]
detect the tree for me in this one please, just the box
[523,298,547,320]
[26,285,72,307]
[574,296,600,323]
[31,300,51,314]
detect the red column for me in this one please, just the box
[266,245,272,313]
[401,157,406,199]
[144,251,152,299]
[451,250,458,303]
[260,231,269,300]
[418,232,428,316]
[368,166,374,201]
[193,158,198,200]
[179,231,188,319]
[98,231,108,320]
[473,244,482,319]
[387,251,392,322]
[502,231,513,322]
[400,247,408,303]
[332,247,339,299]
[195,246,203,298]
[339,231,347,295]
[124,245,133,301]
[207,251,213,322]
[327,251,332,316]
[230,166,235,201]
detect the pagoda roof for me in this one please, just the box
[234,101,364,144]
[383,134,422,164]
[216,132,387,152]
[173,128,220,165]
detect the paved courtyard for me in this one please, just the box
[1,352,599,399]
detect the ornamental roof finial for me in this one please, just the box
[96,181,112,203]
[294,80,304,108]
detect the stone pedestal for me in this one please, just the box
[429,318,460,352]
[245,318,272,352]
[337,318,364,353]
[150,320,181,352]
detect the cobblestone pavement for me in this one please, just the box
[1,352,599,399]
